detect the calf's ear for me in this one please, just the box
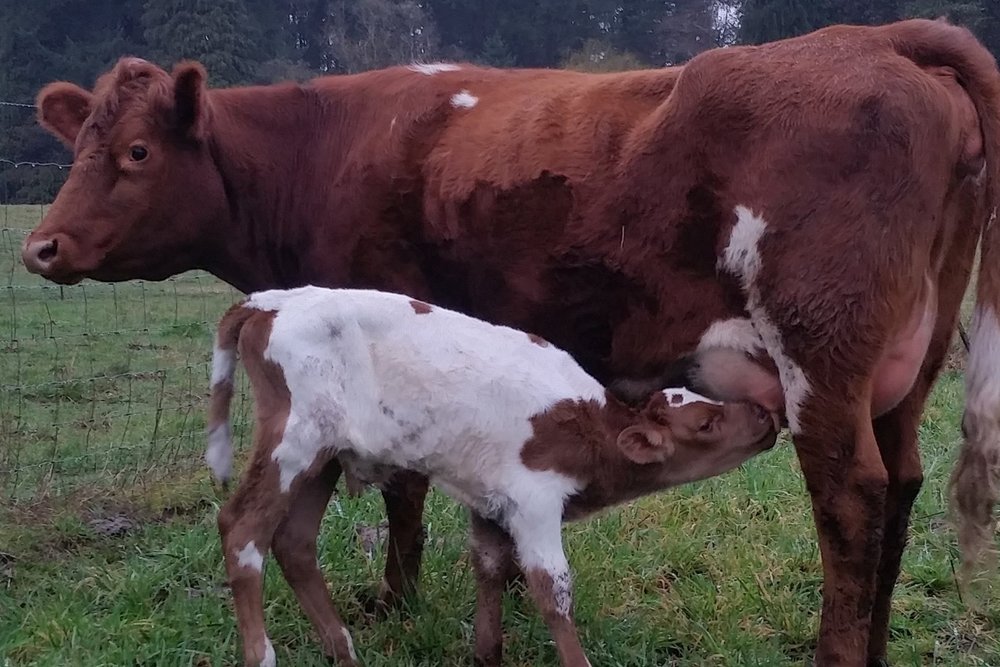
[37,83,93,147]
[171,61,209,139]
[617,425,675,464]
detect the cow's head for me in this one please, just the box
[22,58,227,283]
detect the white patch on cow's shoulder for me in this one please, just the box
[662,387,722,407]
[722,206,811,433]
[341,627,357,662]
[206,424,232,483]
[408,62,461,75]
[450,90,478,109]
[697,317,764,355]
[236,541,264,572]
[261,636,276,667]
[211,338,236,386]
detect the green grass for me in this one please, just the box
[1,205,999,665]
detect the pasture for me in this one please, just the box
[1,203,998,665]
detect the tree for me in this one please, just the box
[325,0,440,73]
[141,0,261,86]
[561,38,644,72]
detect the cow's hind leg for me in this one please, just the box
[867,259,973,666]
[865,400,924,667]
[271,458,358,666]
[375,470,430,610]
[793,395,888,666]
[470,513,518,667]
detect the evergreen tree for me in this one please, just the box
[141,0,261,86]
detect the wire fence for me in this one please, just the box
[0,102,249,505]
[0,211,249,504]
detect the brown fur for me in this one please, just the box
[527,332,549,347]
[409,299,432,314]
[23,19,1000,664]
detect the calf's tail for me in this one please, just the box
[206,301,254,487]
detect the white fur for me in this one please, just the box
[211,338,236,387]
[662,387,721,407]
[407,62,461,75]
[341,627,357,662]
[450,90,478,109]
[722,206,811,433]
[206,424,232,483]
[697,317,764,355]
[965,305,1000,426]
[236,541,264,572]
[261,637,276,667]
[251,286,601,497]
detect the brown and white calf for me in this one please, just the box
[208,286,778,666]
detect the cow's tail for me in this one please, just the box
[893,20,1000,572]
[206,301,254,488]
[953,221,1000,574]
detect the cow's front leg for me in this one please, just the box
[794,401,888,666]
[376,470,430,609]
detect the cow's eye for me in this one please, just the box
[129,145,149,161]
[697,416,717,433]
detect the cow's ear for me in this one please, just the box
[616,425,675,465]
[171,61,208,139]
[37,82,93,148]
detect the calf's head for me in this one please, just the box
[22,58,226,283]
[617,388,779,483]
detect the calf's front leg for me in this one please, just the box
[508,506,591,667]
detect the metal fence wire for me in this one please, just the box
[1,105,249,503]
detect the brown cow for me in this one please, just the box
[21,19,1000,666]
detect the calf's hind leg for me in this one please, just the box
[376,470,430,609]
[271,458,358,665]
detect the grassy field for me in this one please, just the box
[1,204,999,665]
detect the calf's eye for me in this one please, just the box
[129,145,149,161]
[697,418,714,433]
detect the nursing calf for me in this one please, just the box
[208,286,778,666]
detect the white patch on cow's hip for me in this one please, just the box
[722,206,811,433]
[236,541,264,572]
[662,387,722,407]
[408,62,461,75]
[206,423,232,483]
[261,636,276,667]
[450,90,478,109]
[697,317,764,355]
[341,627,357,662]
[211,338,236,386]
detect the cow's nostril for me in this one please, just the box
[37,239,57,262]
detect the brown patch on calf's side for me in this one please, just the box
[527,332,549,347]
[409,299,432,314]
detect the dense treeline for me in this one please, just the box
[0,0,995,202]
